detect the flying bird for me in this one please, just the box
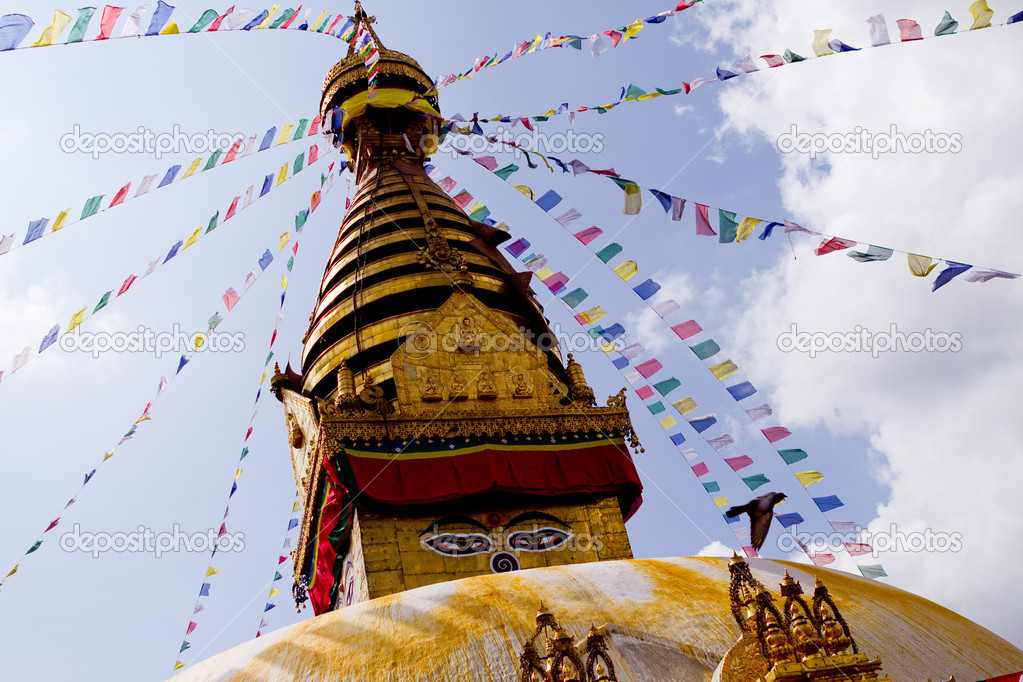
[725,492,787,551]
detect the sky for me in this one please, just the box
[0,2,1020,679]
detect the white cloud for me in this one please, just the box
[692,0,1023,645]
[697,540,734,557]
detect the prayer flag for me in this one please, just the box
[935,11,959,35]
[796,471,824,487]
[81,196,104,219]
[39,325,60,353]
[779,449,808,465]
[742,474,771,491]
[24,219,48,245]
[672,397,697,415]
[726,381,756,400]
[707,434,734,451]
[68,7,97,42]
[932,262,971,291]
[0,14,35,51]
[866,14,891,46]
[775,512,804,528]
[725,456,753,472]
[146,1,175,35]
[595,243,622,263]
[735,217,762,243]
[762,427,791,443]
[907,254,938,277]
[223,288,240,311]
[709,360,738,380]
[635,359,662,379]
[633,279,661,300]
[535,190,563,212]
[31,10,72,47]
[694,203,716,236]
[813,495,843,513]
[652,299,680,318]
[611,178,642,214]
[969,0,994,29]
[690,340,720,360]
[896,19,923,41]
[671,320,701,340]
[812,29,834,56]
[613,261,638,281]
[858,564,887,579]
[848,245,893,262]
[718,210,738,243]
[688,415,717,433]
[654,378,681,396]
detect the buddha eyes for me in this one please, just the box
[421,533,493,557]
[507,528,572,552]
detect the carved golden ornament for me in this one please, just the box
[518,603,619,682]
[287,414,304,450]
[566,353,596,407]
[334,359,361,410]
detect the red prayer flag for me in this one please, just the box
[725,456,754,471]
[209,6,234,31]
[279,6,301,29]
[695,203,716,236]
[311,191,321,212]
[671,320,702,340]
[278,555,288,565]
[760,54,785,67]
[308,143,318,164]
[245,427,253,441]
[843,542,873,556]
[222,287,240,311]
[452,191,472,208]
[473,156,498,171]
[223,139,244,164]
[45,518,60,532]
[117,274,137,297]
[742,545,759,558]
[635,386,654,400]
[762,427,792,443]
[225,197,240,220]
[97,6,124,40]
[109,182,131,208]
[308,114,321,136]
[574,226,603,245]
[325,14,344,35]
[186,622,197,635]
[808,553,836,566]
[814,236,857,256]
[603,30,622,47]
[635,359,663,379]
[691,462,709,477]
[896,18,923,41]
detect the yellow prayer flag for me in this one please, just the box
[182,227,202,250]
[160,20,179,35]
[279,233,290,250]
[526,33,542,53]
[52,209,71,232]
[206,567,218,577]
[276,124,295,146]
[5,564,17,579]
[66,308,87,334]
[181,157,203,179]
[465,200,485,215]
[712,495,729,508]
[135,415,152,424]
[260,371,268,385]
[269,587,281,597]
[658,415,677,430]
[235,468,243,480]
[31,10,72,47]
[281,276,289,291]
[636,92,661,101]
[907,253,938,277]
[580,306,605,324]
[457,125,472,135]
[622,183,642,215]
[812,29,834,56]
[535,266,554,281]
[624,19,645,40]
[103,452,114,462]
[292,499,301,513]
[735,217,763,243]
[310,10,329,31]
[613,261,639,281]
[672,397,698,415]
[174,661,184,671]
[276,164,289,186]
[543,109,557,117]
[709,360,739,380]
[969,0,994,28]
[796,471,824,487]
[257,4,280,29]
[513,185,535,200]
[194,334,205,351]
[599,341,617,355]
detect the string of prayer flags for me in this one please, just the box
[1,148,336,387]
[3,122,324,259]
[2,7,353,52]
[177,164,341,667]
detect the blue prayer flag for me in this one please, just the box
[759,221,781,240]
[669,433,686,446]
[164,240,183,263]
[260,174,274,197]
[199,583,210,596]
[611,357,630,370]
[259,127,277,152]
[177,355,189,374]
[0,14,35,51]
[242,11,267,30]
[258,249,273,271]
[716,66,740,80]
[813,495,844,513]
[146,1,175,35]
[689,416,717,433]
[775,512,804,528]
[932,262,971,292]
[24,218,48,245]
[633,279,661,300]
[727,381,757,401]
[158,165,182,188]
[598,323,625,342]
[39,324,59,353]
[288,518,299,530]
[534,190,563,212]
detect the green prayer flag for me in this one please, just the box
[533,115,549,122]
[93,291,112,313]
[240,447,249,460]
[561,287,588,308]
[81,195,104,220]
[494,164,519,180]
[655,87,683,96]
[314,14,331,31]
[779,449,808,465]
[935,11,959,35]
[293,119,309,140]
[293,153,305,174]
[295,211,308,230]
[703,481,720,493]
[269,9,295,29]
[653,378,681,396]
[719,210,738,243]
[208,313,223,331]
[189,9,219,32]
[691,339,720,360]
[647,401,666,415]
[206,212,219,234]
[204,149,223,170]
[784,49,806,63]
[623,84,647,101]
[286,256,294,272]
[742,474,771,491]
[68,7,97,43]
[265,352,274,366]
[521,151,538,169]
[274,571,283,581]
[596,243,623,263]
[25,541,42,554]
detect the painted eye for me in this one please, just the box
[421,532,493,557]
[506,527,572,552]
